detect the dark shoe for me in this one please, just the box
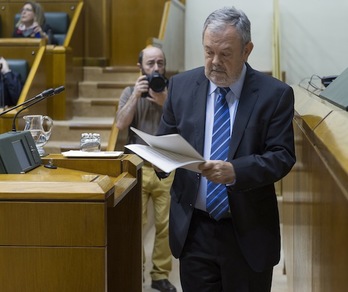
[151,279,177,292]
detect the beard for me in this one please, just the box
[205,64,242,86]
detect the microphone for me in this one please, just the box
[0,88,54,117]
[11,86,65,132]
[53,85,65,95]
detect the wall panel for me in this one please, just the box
[111,0,165,66]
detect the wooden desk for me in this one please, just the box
[282,86,348,292]
[0,154,143,292]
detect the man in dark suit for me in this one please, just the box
[0,57,23,107]
[156,6,296,292]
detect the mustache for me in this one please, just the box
[211,67,226,73]
[211,65,225,70]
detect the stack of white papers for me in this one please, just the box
[125,127,205,173]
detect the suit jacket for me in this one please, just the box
[0,71,23,106]
[157,63,296,273]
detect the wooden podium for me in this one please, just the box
[0,153,143,292]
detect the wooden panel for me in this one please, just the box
[314,110,348,186]
[289,122,314,292]
[83,0,110,63]
[0,154,143,292]
[0,166,115,200]
[42,154,124,176]
[0,3,19,38]
[0,39,43,69]
[0,247,105,292]
[111,0,165,66]
[282,86,348,292]
[107,162,143,292]
[44,46,69,119]
[0,201,106,245]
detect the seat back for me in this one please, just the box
[7,59,29,83]
[14,12,69,45]
[45,12,69,45]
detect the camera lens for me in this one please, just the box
[149,73,167,92]
[141,72,167,97]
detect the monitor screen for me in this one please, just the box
[12,139,31,172]
[0,131,41,174]
[319,67,348,111]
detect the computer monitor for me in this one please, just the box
[319,67,348,111]
[0,131,41,174]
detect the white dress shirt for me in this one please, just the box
[195,64,247,211]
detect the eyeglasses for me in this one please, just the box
[20,8,33,13]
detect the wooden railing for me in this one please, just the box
[63,1,83,48]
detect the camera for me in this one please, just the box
[141,72,167,97]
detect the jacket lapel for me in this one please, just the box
[229,65,259,158]
[192,73,209,156]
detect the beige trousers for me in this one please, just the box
[142,165,174,281]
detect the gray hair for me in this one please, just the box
[202,7,251,45]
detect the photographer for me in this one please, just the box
[116,46,176,292]
[0,57,23,108]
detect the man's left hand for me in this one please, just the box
[147,87,168,107]
[199,160,236,184]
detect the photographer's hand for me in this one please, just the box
[148,87,167,107]
[134,75,149,98]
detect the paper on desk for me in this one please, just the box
[125,127,205,173]
[61,150,123,158]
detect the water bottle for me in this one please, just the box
[80,133,101,152]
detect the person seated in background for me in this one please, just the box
[0,57,23,108]
[12,1,56,44]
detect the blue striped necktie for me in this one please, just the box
[206,87,231,220]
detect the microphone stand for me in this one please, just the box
[12,95,47,132]
[11,86,65,132]
[0,88,54,117]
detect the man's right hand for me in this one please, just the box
[0,57,10,74]
[134,75,149,98]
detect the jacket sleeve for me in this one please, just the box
[3,71,23,106]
